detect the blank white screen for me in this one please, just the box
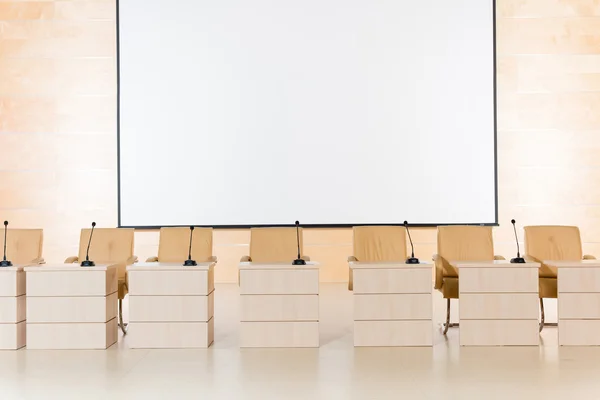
[118,0,496,227]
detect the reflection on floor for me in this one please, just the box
[0,284,597,400]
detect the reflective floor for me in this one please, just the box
[0,284,597,400]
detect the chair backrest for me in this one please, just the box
[157,227,213,262]
[1,229,43,264]
[249,227,304,263]
[77,228,134,264]
[437,226,495,277]
[352,226,407,262]
[524,225,582,261]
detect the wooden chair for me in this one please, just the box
[433,225,505,334]
[524,225,595,332]
[146,227,216,263]
[347,226,407,290]
[65,228,137,335]
[1,228,44,264]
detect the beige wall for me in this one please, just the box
[1,0,600,282]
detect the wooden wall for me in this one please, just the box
[1,0,599,282]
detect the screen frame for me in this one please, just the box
[115,0,499,229]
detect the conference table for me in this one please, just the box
[24,263,119,350]
[238,261,320,348]
[349,261,433,347]
[126,262,215,349]
[9,258,600,350]
[0,264,29,350]
[545,260,600,346]
[455,260,541,347]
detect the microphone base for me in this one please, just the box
[510,257,526,264]
[80,260,95,267]
[405,257,420,265]
[0,260,13,267]
[184,259,197,266]
[293,259,307,266]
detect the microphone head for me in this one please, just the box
[511,219,516,224]
[295,220,300,226]
[190,225,194,231]
[3,221,7,226]
[91,222,96,227]
[403,221,408,226]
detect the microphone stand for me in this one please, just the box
[510,219,526,264]
[404,221,420,264]
[0,221,12,267]
[184,226,197,266]
[81,222,96,267]
[293,220,306,265]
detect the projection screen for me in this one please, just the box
[118,0,497,227]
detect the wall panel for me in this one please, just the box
[1,0,600,282]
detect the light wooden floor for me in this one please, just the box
[0,284,597,400]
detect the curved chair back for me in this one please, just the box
[437,225,495,276]
[524,225,582,262]
[352,226,407,261]
[249,227,304,263]
[77,228,134,268]
[2,229,43,264]
[157,227,213,262]
[524,225,582,279]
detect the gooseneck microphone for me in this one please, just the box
[293,220,306,265]
[184,226,197,266]
[404,221,420,264]
[0,221,12,267]
[510,219,526,264]
[80,222,96,267]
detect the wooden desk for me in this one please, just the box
[24,264,118,350]
[239,262,319,348]
[350,261,432,347]
[455,260,540,346]
[547,260,600,346]
[0,265,29,349]
[127,262,215,348]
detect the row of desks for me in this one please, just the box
[0,260,597,349]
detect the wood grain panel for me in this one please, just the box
[352,268,431,294]
[129,293,213,322]
[304,244,352,282]
[26,292,117,323]
[0,58,115,96]
[239,269,319,295]
[0,97,115,133]
[498,92,600,130]
[460,319,540,346]
[460,293,539,320]
[128,320,214,349]
[511,55,600,92]
[214,245,248,283]
[497,17,600,54]
[354,293,432,321]
[0,19,115,44]
[354,320,432,347]
[559,267,600,293]
[27,318,117,350]
[559,319,600,346]
[213,229,250,246]
[304,229,352,245]
[498,0,600,18]
[240,295,319,322]
[0,2,55,20]
[498,130,600,168]
[0,0,599,285]
[559,293,600,319]
[459,267,538,294]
